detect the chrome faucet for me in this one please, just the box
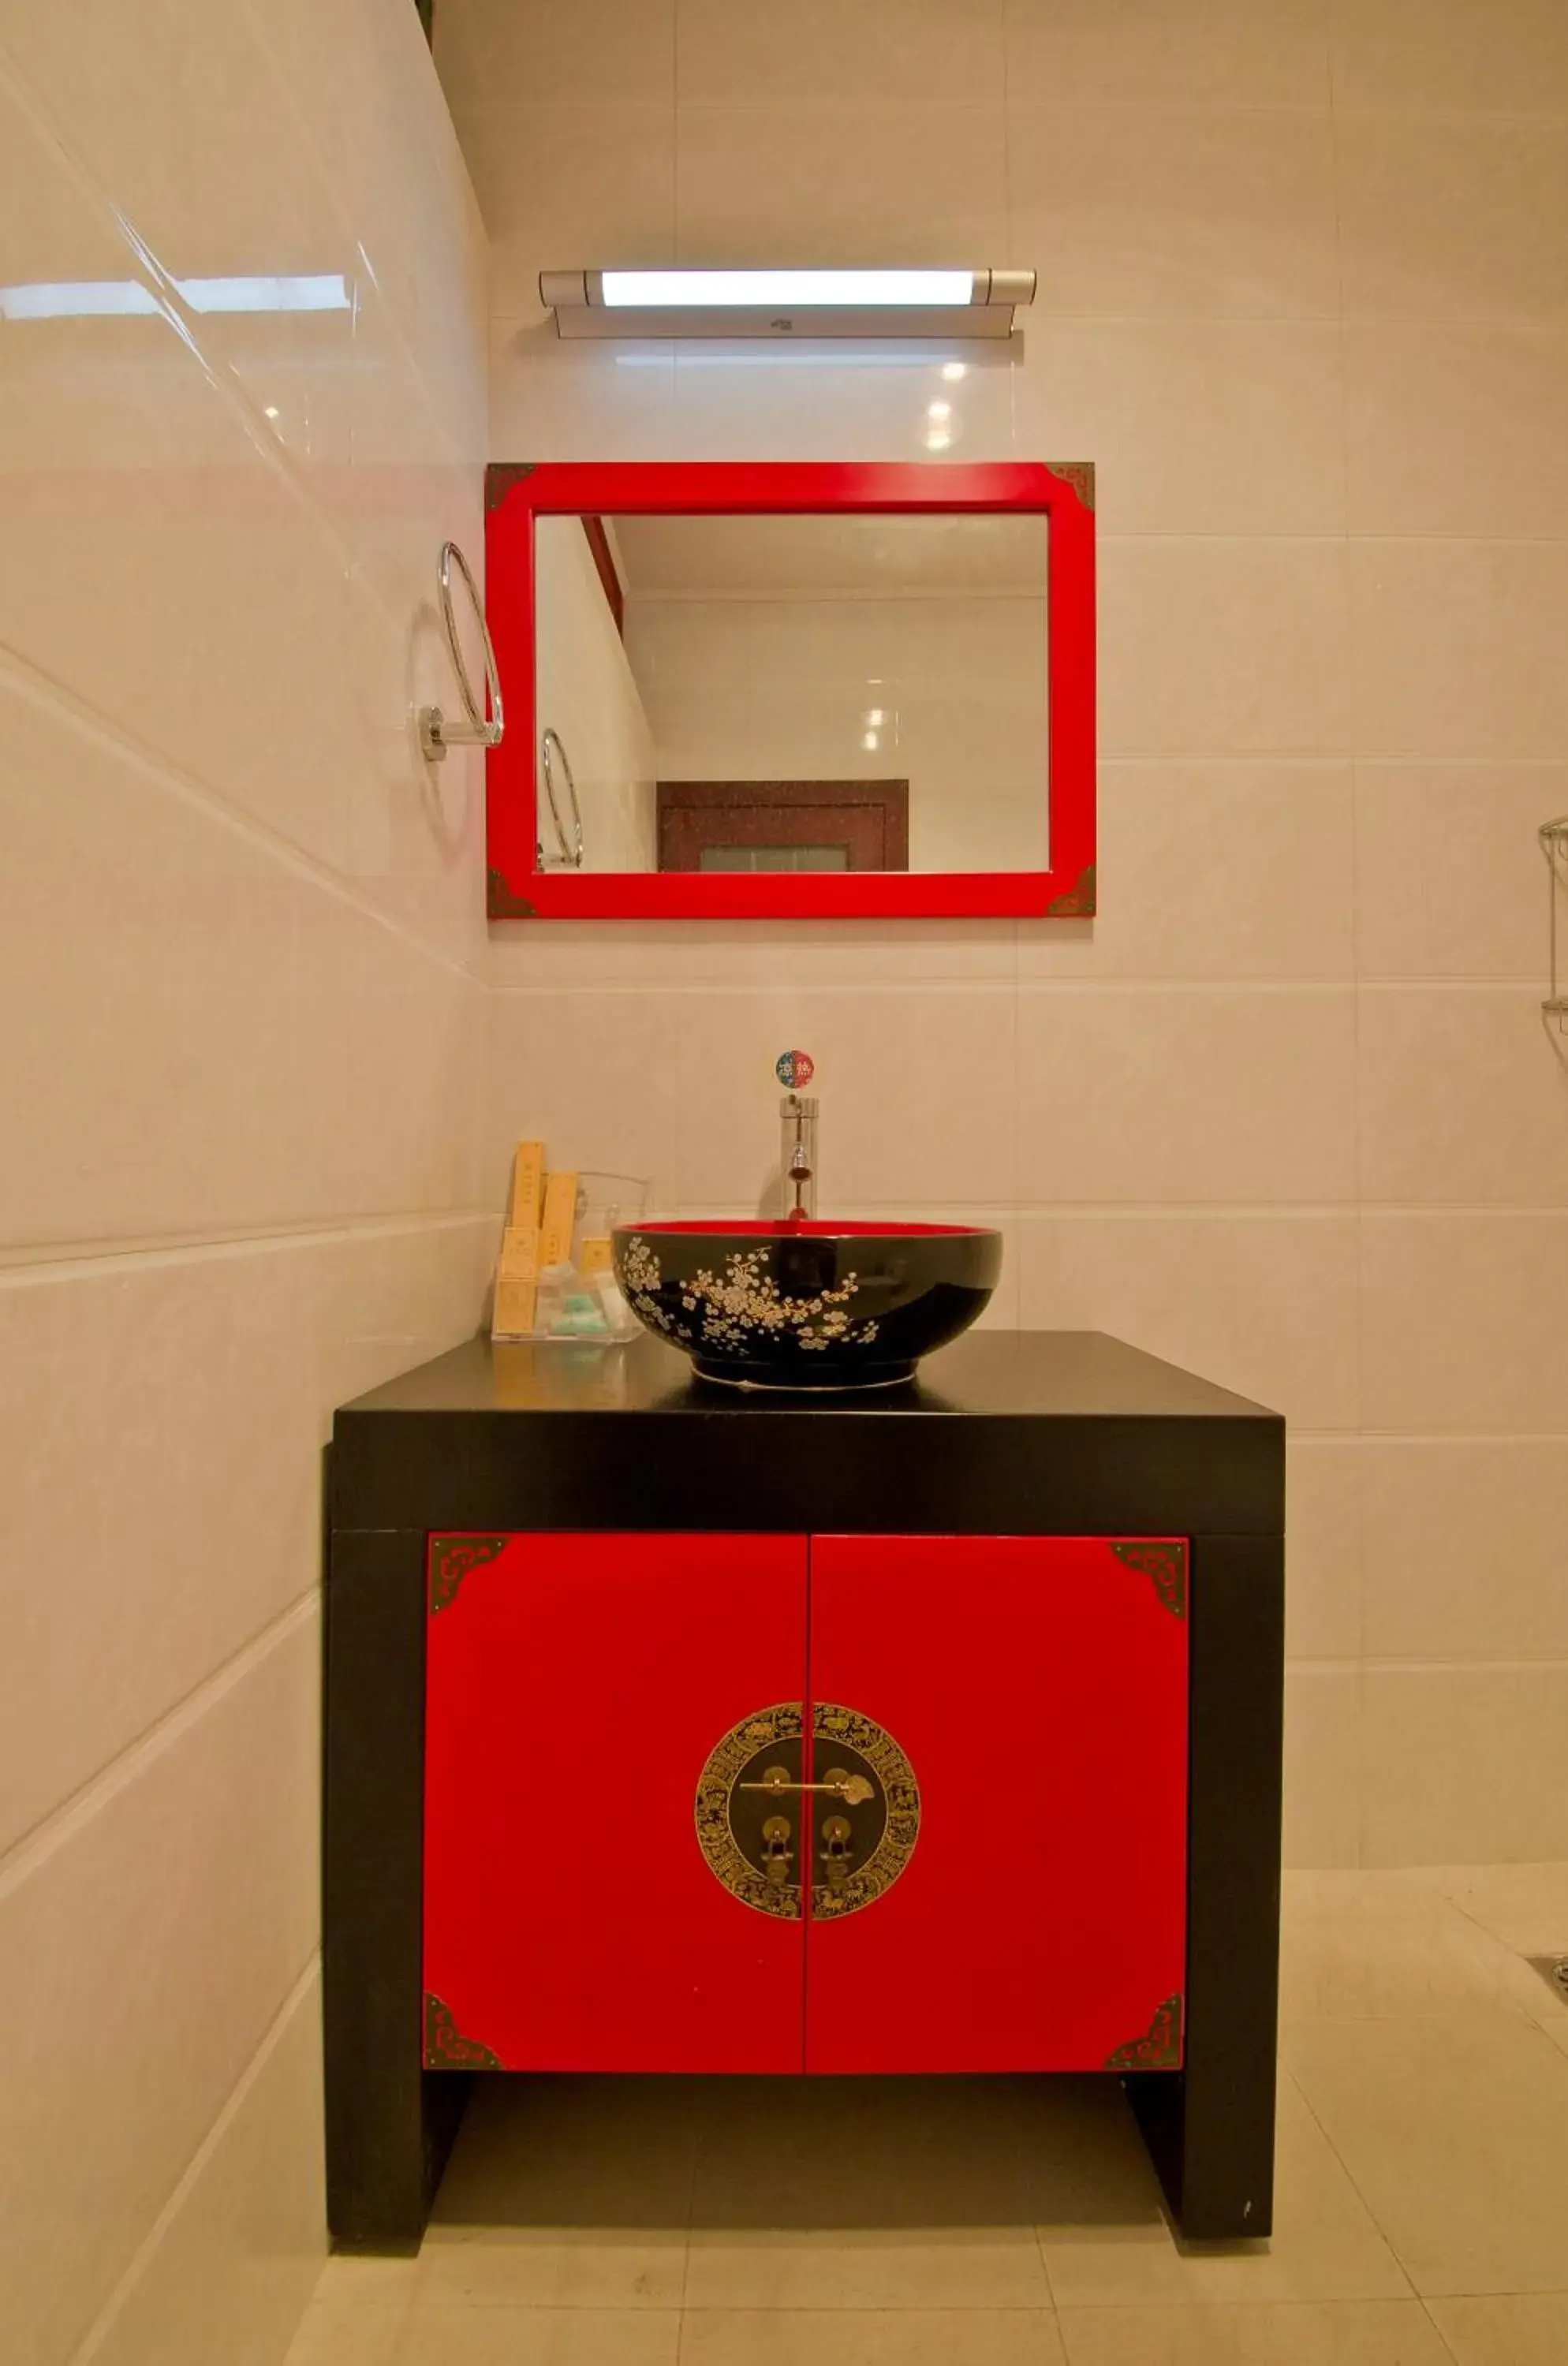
[780,1091,819,1220]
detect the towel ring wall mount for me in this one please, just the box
[418,540,505,763]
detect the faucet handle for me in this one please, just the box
[775,1048,816,1090]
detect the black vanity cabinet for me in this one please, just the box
[324,1329,1284,2256]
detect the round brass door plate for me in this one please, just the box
[694,1701,920,1920]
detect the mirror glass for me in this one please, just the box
[533,512,1051,875]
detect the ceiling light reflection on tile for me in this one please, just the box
[0,274,352,320]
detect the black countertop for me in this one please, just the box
[341,1327,1275,1424]
[332,1330,1283,1539]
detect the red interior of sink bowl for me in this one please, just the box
[626,1219,996,1238]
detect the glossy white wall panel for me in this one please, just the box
[2,8,487,2362]
[0,1612,319,2366]
[86,1974,325,2366]
[0,1219,492,1911]
[0,674,483,1246]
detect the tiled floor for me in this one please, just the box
[286,1865,1568,2365]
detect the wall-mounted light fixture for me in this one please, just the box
[539,268,1035,341]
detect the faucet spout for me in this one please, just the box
[779,1090,819,1222]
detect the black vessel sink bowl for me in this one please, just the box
[611,1218,1003,1390]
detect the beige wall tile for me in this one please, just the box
[1430,2294,1568,2366]
[259,0,488,465]
[0,1613,319,2366]
[1357,987,1568,1206]
[1350,542,1568,760]
[488,917,1017,992]
[0,307,371,878]
[1361,1441,1568,1659]
[1016,1212,1360,1428]
[491,326,681,462]
[1056,2301,1450,2364]
[1354,764,1568,982]
[89,1976,324,2366]
[0,0,358,442]
[461,106,677,318]
[1345,324,1568,538]
[1099,540,1350,756]
[1017,986,1356,1202]
[1337,113,1568,321]
[666,987,1017,1209]
[1361,1665,1568,1865]
[0,1221,490,1852]
[1285,2005,1568,2290]
[671,348,1016,467]
[677,104,1008,267]
[1286,1440,1363,1660]
[1008,106,1339,317]
[487,989,683,1210]
[0,677,485,1247]
[1019,763,1356,983]
[438,0,675,111]
[1360,1212,1568,1432]
[1330,0,1568,118]
[678,0,1006,106]
[1014,320,1344,536]
[1283,1666,1362,1868]
[2,13,488,2363]
[1006,0,1330,108]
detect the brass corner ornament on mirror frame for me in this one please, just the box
[482,461,1096,924]
[696,1701,920,1920]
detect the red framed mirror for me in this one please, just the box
[483,461,1095,921]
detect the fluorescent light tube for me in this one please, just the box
[541,267,1033,340]
[599,269,974,310]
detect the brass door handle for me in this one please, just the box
[738,1763,875,1808]
[760,1814,794,1886]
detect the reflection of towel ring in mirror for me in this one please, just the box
[539,728,585,869]
[418,540,505,762]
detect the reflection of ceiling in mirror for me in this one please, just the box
[606,512,1050,599]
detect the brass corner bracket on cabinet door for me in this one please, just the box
[1106,1991,1183,2071]
[428,1535,510,1616]
[1110,1539,1188,1619]
[424,1991,504,2069]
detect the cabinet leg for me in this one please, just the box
[1128,1533,1283,2240]
[324,1522,465,2249]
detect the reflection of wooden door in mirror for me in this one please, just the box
[656,780,909,873]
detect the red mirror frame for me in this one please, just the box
[483,461,1096,921]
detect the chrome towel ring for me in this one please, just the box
[418,540,505,762]
[539,727,585,869]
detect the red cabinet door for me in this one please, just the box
[424,1532,808,2073]
[805,1535,1188,2075]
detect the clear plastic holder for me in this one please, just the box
[491,1170,648,1345]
